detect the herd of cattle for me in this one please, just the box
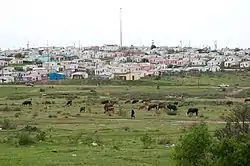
[21,98,199,116]
[101,99,199,116]
[21,97,250,117]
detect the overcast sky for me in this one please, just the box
[0,0,249,50]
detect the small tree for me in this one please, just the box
[212,104,250,166]
[215,104,250,141]
[174,123,213,166]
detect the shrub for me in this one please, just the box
[39,88,45,92]
[21,125,39,132]
[140,133,154,149]
[174,123,213,166]
[36,131,47,141]
[17,132,35,146]
[1,119,17,130]
[158,136,171,145]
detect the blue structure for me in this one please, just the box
[49,73,65,81]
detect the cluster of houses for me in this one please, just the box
[0,44,250,83]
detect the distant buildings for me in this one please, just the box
[0,44,249,83]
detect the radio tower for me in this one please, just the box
[120,8,123,47]
[214,40,218,50]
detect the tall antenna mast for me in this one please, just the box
[214,40,217,50]
[120,8,123,48]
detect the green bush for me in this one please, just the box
[39,88,45,92]
[16,132,35,146]
[140,133,154,149]
[1,119,17,130]
[36,131,47,141]
[158,136,171,145]
[174,123,213,166]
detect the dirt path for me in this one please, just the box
[106,118,227,124]
[227,87,249,96]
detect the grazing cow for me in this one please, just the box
[167,104,177,111]
[103,103,116,114]
[244,98,250,102]
[80,106,86,113]
[125,100,131,104]
[139,105,146,110]
[101,100,110,104]
[131,109,135,119]
[173,102,178,105]
[104,106,114,114]
[147,104,158,111]
[225,101,233,106]
[22,100,32,106]
[186,108,199,116]
[66,100,72,106]
[158,103,166,109]
[132,100,139,104]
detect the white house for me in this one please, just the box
[100,45,120,52]
[42,62,60,71]
[224,61,240,68]
[207,60,222,66]
[191,59,207,66]
[71,72,88,79]
[204,65,221,72]
[0,76,15,83]
[240,61,250,68]
[0,60,8,67]
[9,58,23,65]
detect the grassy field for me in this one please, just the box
[0,74,248,166]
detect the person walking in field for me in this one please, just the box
[131,109,135,119]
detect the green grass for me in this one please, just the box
[0,77,242,166]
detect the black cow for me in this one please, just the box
[66,100,72,106]
[125,100,131,104]
[187,108,199,116]
[80,106,86,113]
[131,109,135,119]
[167,104,177,111]
[132,100,139,104]
[22,100,32,106]
[173,102,178,105]
[101,100,110,104]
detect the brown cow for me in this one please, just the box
[147,104,158,111]
[225,101,233,106]
[104,106,114,114]
[104,103,116,114]
[139,105,146,110]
